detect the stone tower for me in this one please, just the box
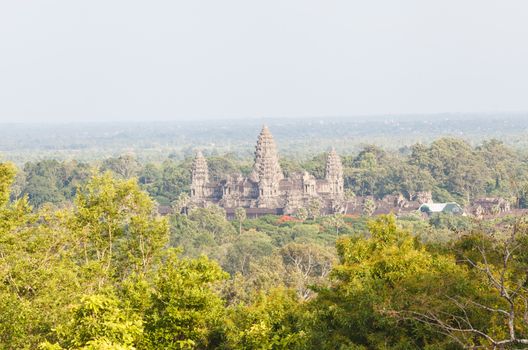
[250,125,284,207]
[185,128,347,217]
[325,148,344,196]
[190,151,209,200]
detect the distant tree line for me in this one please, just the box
[13,138,528,210]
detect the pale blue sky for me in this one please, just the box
[1,1,527,122]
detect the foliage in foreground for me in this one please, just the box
[3,162,528,349]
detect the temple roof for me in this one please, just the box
[191,150,209,182]
[325,147,343,179]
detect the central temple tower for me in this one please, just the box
[249,125,284,208]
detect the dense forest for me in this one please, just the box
[4,132,528,349]
[3,159,528,349]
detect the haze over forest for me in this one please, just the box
[2,114,528,164]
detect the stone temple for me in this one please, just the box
[190,125,345,218]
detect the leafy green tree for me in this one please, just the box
[295,208,308,221]
[322,214,346,235]
[279,158,304,178]
[415,138,491,203]
[143,249,228,349]
[394,163,435,200]
[345,145,390,197]
[14,172,165,349]
[300,153,326,179]
[144,159,192,205]
[308,215,468,349]
[226,256,288,306]
[343,188,356,214]
[0,163,82,348]
[41,294,143,350]
[21,160,91,207]
[169,214,215,257]
[172,192,190,215]
[101,155,140,179]
[279,243,335,300]
[187,206,236,246]
[476,139,518,193]
[405,223,528,348]
[224,288,308,350]
[307,198,323,220]
[138,163,162,200]
[206,155,249,182]
[362,198,376,217]
[72,172,169,288]
[0,162,16,205]
[23,174,66,207]
[223,229,275,276]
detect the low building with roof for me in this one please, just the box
[419,202,464,216]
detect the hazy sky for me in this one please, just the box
[1,1,527,122]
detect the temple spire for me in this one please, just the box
[190,150,209,199]
[250,125,283,207]
[250,125,283,183]
[325,147,344,195]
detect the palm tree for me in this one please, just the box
[234,207,246,235]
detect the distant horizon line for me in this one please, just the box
[2,111,528,125]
